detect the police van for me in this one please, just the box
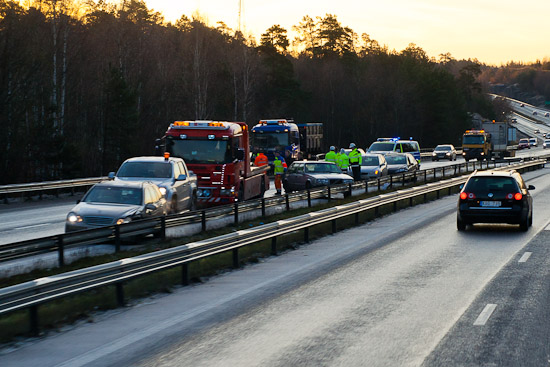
[367,138,421,163]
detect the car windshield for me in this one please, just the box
[368,142,395,152]
[435,146,451,151]
[386,155,407,164]
[465,176,518,193]
[520,139,529,144]
[84,186,143,205]
[361,157,380,166]
[166,138,234,164]
[250,131,290,149]
[304,163,341,173]
[463,135,485,145]
[117,162,172,179]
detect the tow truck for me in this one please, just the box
[159,120,269,207]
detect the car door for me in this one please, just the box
[286,163,303,191]
[174,160,193,210]
[144,185,164,217]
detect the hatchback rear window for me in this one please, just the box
[465,177,518,193]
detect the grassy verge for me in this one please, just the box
[0,177,462,344]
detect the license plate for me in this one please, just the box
[480,201,501,207]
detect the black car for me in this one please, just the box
[65,180,168,232]
[283,161,354,192]
[457,170,534,231]
[385,153,419,175]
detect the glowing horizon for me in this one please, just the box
[143,0,550,66]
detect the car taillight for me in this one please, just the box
[514,193,523,201]
[460,192,475,200]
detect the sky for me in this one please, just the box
[143,0,550,66]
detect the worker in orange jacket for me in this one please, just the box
[254,152,268,167]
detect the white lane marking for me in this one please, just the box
[15,223,52,230]
[474,304,497,326]
[519,252,532,263]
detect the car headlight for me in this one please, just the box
[396,168,407,173]
[220,187,235,196]
[374,170,379,175]
[158,187,167,196]
[445,152,450,156]
[116,217,132,225]
[316,179,329,185]
[67,212,82,223]
[432,152,436,156]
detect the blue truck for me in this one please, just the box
[250,119,324,165]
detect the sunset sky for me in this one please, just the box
[144,0,550,66]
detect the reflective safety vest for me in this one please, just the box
[338,152,350,169]
[325,150,337,163]
[273,157,285,175]
[348,148,362,166]
[254,153,268,166]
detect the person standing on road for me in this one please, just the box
[325,146,337,164]
[338,148,350,173]
[348,143,362,181]
[273,152,286,195]
[254,152,268,167]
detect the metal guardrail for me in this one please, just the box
[0,158,511,265]
[0,159,546,335]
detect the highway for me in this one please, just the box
[1,166,549,366]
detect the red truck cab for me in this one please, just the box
[163,120,269,207]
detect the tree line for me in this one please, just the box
[0,0,495,184]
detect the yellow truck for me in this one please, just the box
[462,129,492,161]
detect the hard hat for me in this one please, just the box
[330,145,335,151]
[340,148,345,153]
[349,143,356,149]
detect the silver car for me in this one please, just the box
[110,156,197,213]
[432,144,457,161]
[65,180,167,232]
[360,154,388,180]
[543,140,550,149]
[283,161,354,192]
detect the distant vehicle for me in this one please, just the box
[110,155,197,214]
[432,144,457,161]
[296,122,324,160]
[520,103,525,107]
[385,153,419,175]
[545,112,550,117]
[534,129,540,134]
[518,138,530,149]
[543,139,550,149]
[457,169,534,231]
[533,111,538,115]
[283,161,353,192]
[359,154,388,180]
[529,137,537,147]
[250,119,300,165]
[65,180,168,232]
[511,118,518,123]
[367,139,421,163]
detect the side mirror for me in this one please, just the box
[108,172,115,180]
[459,184,464,189]
[176,174,187,181]
[528,185,535,190]
[236,148,245,161]
[145,203,157,212]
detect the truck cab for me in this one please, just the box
[162,120,269,207]
[250,119,300,165]
[462,130,491,161]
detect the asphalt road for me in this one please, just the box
[2,167,550,366]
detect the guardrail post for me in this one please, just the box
[433,168,437,181]
[409,197,413,207]
[389,176,393,188]
[160,216,166,240]
[271,237,277,255]
[393,201,397,212]
[285,194,290,211]
[327,186,331,201]
[201,210,206,232]
[365,181,368,194]
[348,183,353,197]
[377,178,381,191]
[375,206,379,217]
[304,227,309,243]
[436,189,440,199]
[261,198,266,217]
[307,190,311,207]
[3,194,7,204]
[30,305,39,336]
[332,219,337,233]
[114,226,121,253]
[234,203,239,225]
[413,171,417,183]
[402,173,405,186]
[57,235,65,267]
[116,283,125,306]
[181,263,189,286]
[424,170,427,183]
[355,212,359,225]
[442,166,445,178]
[232,248,239,268]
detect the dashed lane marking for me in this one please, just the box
[473,304,497,326]
[519,252,532,263]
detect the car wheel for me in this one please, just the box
[519,215,529,231]
[170,197,178,214]
[457,217,466,231]
[189,192,197,212]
